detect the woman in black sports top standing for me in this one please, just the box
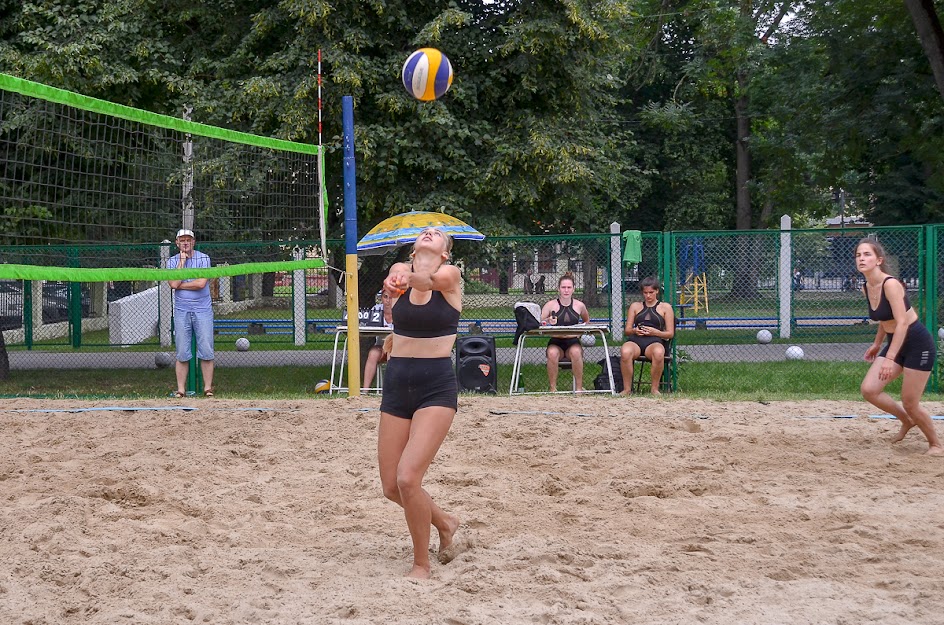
[377,227,462,578]
[540,274,591,391]
[857,237,941,455]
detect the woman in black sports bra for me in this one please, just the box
[619,276,675,395]
[540,274,591,391]
[857,237,941,455]
[377,227,463,578]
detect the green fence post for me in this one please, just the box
[23,279,33,349]
[924,225,938,392]
[661,231,677,391]
[189,332,202,395]
[67,246,81,349]
[70,281,82,349]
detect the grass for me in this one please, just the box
[1,360,937,402]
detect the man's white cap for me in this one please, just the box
[176,229,195,239]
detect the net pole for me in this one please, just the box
[182,105,194,231]
[342,95,361,396]
[318,49,327,259]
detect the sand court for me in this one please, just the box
[1,395,943,624]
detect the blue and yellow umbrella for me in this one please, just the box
[357,211,485,254]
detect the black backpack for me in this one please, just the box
[593,355,623,393]
[513,303,541,345]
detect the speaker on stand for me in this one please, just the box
[456,335,498,393]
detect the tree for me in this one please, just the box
[904,0,944,99]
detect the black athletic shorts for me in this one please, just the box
[547,337,580,353]
[380,356,458,419]
[879,321,936,372]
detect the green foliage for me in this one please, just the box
[1,0,944,237]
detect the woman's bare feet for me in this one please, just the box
[437,513,460,559]
[618,389,631,396]
[892,420,914,443]
[406,564,431,579]
[926,445,944,456]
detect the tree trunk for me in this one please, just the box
[735,72,752,231]
[904,0,944,100]
[732,69,760,298]
[262,272,275,297]
[0,330,9,380]
[582,243,601,307]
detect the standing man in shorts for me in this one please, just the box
[167,229,215,397]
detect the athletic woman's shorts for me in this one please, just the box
[880,321,936,371]
[625,336,664,353]
[380,356,458,419]
[547,337,580,353]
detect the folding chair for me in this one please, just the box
[632,353,674,393]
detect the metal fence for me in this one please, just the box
[1,222,942,395]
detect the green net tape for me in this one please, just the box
[0,259,326,282]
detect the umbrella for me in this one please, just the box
[357,211,485,254]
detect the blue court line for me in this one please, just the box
[15,406,198,413]
[12,406,279,414]
[870,414,944,420]
[795,415,857,419]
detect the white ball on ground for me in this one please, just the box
[756,329,772,344]
[785,345,805,360]
[938,327,944,341]
[235,337,251,352]
[155,352,174,368]
[580,334,596,347]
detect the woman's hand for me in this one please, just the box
[878,359,896,381]
[383,272,409,296]
[864,344,880,362]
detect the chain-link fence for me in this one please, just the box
[1,223,942,395]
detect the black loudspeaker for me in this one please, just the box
[456,335,498,394]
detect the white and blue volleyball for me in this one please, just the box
[401,48,453,101]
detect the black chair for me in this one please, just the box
[557,356,578,392]
[632,352,674,393]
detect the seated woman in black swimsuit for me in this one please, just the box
[619,277,675,395]
[857,237,941,455]
[540,274,590,392]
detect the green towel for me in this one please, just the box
[622,230,642,264]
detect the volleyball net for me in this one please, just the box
[0,73,345,394]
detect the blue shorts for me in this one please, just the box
[380,357,457,419]
[174,310,215,362]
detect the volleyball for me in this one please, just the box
[580,334,596,347]
[938,327,944,341]
[154,352,173,368]
[401,48,453,101]
[235,337,250,352]
[314,379,331,394]
[756,329,772,344]
[785,345,805,360]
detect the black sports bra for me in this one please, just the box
[392,288,460,338]
[553,300,582,325]
[866,277,911,322]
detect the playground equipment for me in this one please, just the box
[678,238,709,314]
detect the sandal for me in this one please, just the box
[170,391,185,398]
[204,389,215,398]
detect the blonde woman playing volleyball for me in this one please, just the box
[378,227,462,578]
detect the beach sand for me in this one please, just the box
[2,394,943,624]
